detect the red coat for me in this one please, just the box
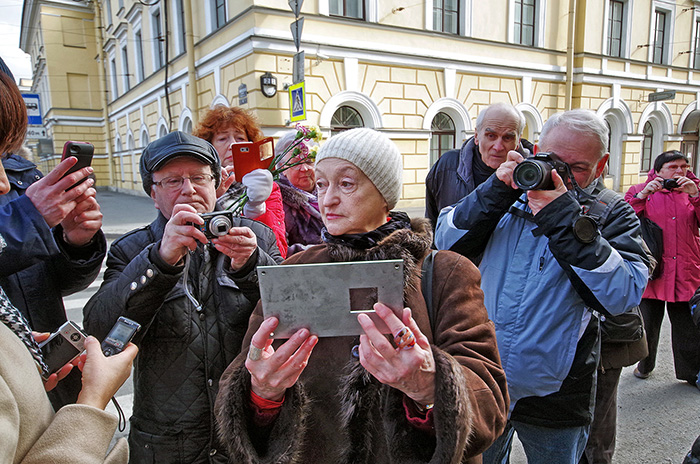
[255,182,288,258]
[625,171,700,302]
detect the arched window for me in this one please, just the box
[331,106,363,135]
[430,112,455,166]
[158,125,168,139]
[182,118,193,134]
[641,122,654,172]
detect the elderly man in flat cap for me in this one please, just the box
[84,131,282,464]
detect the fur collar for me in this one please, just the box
[326,217,432,293]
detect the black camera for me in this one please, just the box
[191,211,235,239]
[513,152,572,190]
[101,317,140,357]
[662,178,679,190]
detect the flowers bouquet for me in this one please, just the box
[227,123,322,215]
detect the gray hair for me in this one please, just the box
[539,109,609,159]
[475,102,526,136]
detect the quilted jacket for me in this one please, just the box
[83,212,283,464]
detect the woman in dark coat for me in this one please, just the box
[215,128,508,463]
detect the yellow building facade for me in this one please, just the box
[20,0,700,205]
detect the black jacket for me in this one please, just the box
[0,154,106,407]
[83,213,283,464]
[425,137,534,228]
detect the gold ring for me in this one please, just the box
[248,345,263,361]
[394,327,416,350]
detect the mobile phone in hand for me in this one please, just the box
[231,137,274,179]
[61,141,94,189]
[101,317,140,357]
[38,321,86,380]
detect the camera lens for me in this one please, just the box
[514,160,552,190]
[208,215,232,237]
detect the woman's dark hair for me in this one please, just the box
[193,105,263,143]
[653,150,689,173]
[0,71,27,155]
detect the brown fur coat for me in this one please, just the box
[215,218,508,463]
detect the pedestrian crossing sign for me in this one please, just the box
[289,82,306,122]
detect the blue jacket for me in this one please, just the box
[0,154,106,408]
[435,175,648,426]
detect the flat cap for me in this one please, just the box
[140,131,221,194]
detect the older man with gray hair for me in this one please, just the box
[435,109,649,463]
[425,102,532,228]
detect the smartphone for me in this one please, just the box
[101,317,141,357]
[231,137,274,179]
[38,321,86,380]
[61,141,94,189]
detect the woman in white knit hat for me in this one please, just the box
[215,128,508,463]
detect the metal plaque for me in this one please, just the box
[648,90,676,102]
[238,83,248,105]
[258,259,404,338]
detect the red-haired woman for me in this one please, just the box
[194,105,288,257]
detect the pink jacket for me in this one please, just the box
[625,171,700,302]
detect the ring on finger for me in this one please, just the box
[248,345,263,361]
[394,327,416,351]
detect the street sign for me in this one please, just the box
[26,126,47,139]
[238,83,248,105]
[648,90,676,102]
[291,17,304,51]
[21,94,42,126]
[288,0,304,17]
[293,51,305,84]
[288,81,306,122]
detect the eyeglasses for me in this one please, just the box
[152,174,215,191]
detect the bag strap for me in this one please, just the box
[421,250,437,339]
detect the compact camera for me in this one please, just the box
[191,211,235,239]
[101,317,140,357]
[513,152,572,190]
[662,178,679,190]
[39,321,86,380]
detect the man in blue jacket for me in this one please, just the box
[435,109,649,463]
[425,102,533,229]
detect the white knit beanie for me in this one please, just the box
[315,128,403,209]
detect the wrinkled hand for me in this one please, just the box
[496,150,525,189]
[246,317,318,401]
[636,176,664,200]
[216,166,237,198]
[76,336,138,410]
[61,194,103,246]
[242,169,273,218]
[159,204,209,266]
[25,157,96,227]
[675,176,699,197]
[32,331,75,392]
[357,304,436,406]
[211,226,258,271]
[527,169,568,215]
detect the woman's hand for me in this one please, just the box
[357,303,436,406]
[637,177,664,199]
[217,166,236,198]
[76,336,138,410]
[676,176,700,197]
[32,331,75,392]
[245,317,318,401]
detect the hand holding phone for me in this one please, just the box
[38,321,87,380]
[231,138,274,179]
[61,141,94,190]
